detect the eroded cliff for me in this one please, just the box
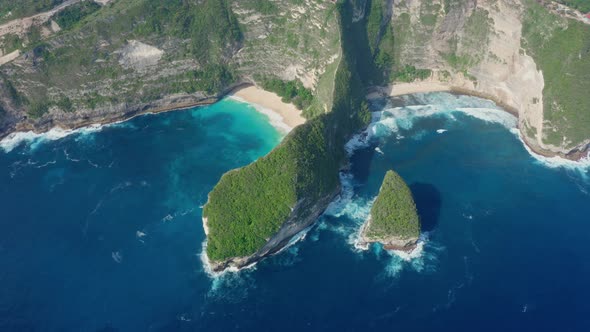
[0,0,340,138]
[375,0,590,159]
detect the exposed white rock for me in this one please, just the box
[117,40,164,71]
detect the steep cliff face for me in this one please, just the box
[383,0,590,159]
[0,0,340,138]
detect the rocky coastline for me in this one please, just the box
[0,82,260,142]
[202,186,340,274]
[356,216,419,253]
[3,83,588,162]
[368,84,589,162]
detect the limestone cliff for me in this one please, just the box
[373,0,590,160]
[0,0,340,138]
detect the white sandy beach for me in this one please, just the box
[230,85,306,130]
[367,82,452,99]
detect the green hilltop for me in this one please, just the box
[365,170,420,242]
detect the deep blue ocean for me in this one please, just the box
[1,94,589,331]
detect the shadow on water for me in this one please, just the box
[410,182,441,232]
[349,145,377,183]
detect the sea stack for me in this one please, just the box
[359,170,420,251]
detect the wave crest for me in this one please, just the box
[0,125,104,153]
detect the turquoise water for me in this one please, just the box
[1,94,589,331]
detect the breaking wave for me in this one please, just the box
[514,129,590,177]
[0,125,104,153]
[366,92,588,173]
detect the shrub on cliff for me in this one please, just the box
[257,77,315,115]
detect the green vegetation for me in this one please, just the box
[389,2,440,82]
[419,2,441,27]
[522,0,590,147]
[257,77,317,117]
[443,0,463,14]
[367,170,420,240]
[240,0,279,15]
[56,96,73,112]
[365,0,396,82]
[393,65,432,82]
[442,9,492,72]
[134,0,242,64]
[28,102,49,119]
[1,34,22,54]
[55,1,101,30]
[2,77,26,107]
[204,1,373,261]
[0,0,65,24]
[173,65,237,95]
[1,0,244,111]
[366,0,385,55]
[557,0,590,13]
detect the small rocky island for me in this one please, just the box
[359,170,421,251]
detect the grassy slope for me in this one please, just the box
[1,0,242,118]
[522,0,590,147]
[368,170,420,240]
[0,0,65,24]
[557,0,590,13]
[204,0,376,261]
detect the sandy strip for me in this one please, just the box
[0,50,19,67]
[368,82,452,99]
[230,86,306,131]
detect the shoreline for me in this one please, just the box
[0,96,220,142]
[0,83,305,143]
[228,85,306,131]
[2,82,587,163]
[368,82,589,161]
[368,82,520,117]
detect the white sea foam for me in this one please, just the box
[228,95,292,134]
[328,91,588,276]
[369,104,516,141]
[111,251,123,263]
[0,124,105,153]
[325,169,431,264]
[274,224,314,255]
[514,129,590,175]
[456,107,517,128]
[200,241,258,280]
[201,222,314,279]
[367,92,589,172]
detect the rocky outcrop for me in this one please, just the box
[1,91,220,140]
[357,170,421,252]
[204,187,340,272]
[357,217,419,252]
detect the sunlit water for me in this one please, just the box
[1,94,588,331]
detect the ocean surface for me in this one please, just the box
[1,94,589,331]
